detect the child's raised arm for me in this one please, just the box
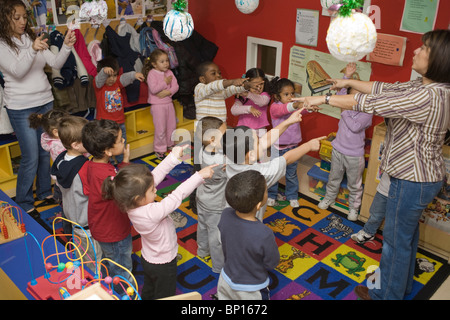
[283,136,326,165]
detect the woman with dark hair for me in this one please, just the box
[296,29,450,300]
[0,0,76,217]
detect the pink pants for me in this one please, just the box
[150,103,177,153]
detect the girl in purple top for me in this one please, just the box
[230,68,270,137]
[267,77,308,208]
[317,63,373,221]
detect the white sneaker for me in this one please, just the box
[289,199,300,208]
[318,199,333,210]
[351,229,375,244]
[347,208,359,221]
[267,198,278,207]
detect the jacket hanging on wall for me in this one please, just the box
[103,25,142,103]
[150,21,218,120]
[50,30,77,89]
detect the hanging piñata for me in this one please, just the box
[163,0,194,42]
[325,0,377,62]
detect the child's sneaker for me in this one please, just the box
[155,152,166,160]
[289,199,300,208]
[351,229,375,244]
[318,198,333,210]
[267,198,278,207]
[347,208,359,221]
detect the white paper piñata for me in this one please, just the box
[235,0,259,14]
[326,12,377,62]
[163,9,194,42]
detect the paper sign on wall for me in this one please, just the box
[366,33,407,66]
[400,0,439,34]
[295,9,319,47]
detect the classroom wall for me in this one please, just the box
[188,0,450,158]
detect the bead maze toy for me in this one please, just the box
[0,201,26,244]
[24,216,141,300]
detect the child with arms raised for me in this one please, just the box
[143,49,179,160]
[267,77,308,208]
[194,61,261,122]
[94,56,144,164]
[194,116,227,273]
[217,170,279,300]
[102,146,216,300]
[230,68,270,137]
[223,109,324,221]
[317,62,373,221]
[81,119,132,290]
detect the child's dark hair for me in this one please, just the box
[196,61,215,78]
[97,56,120,74]
[142,49,169,82]
[57,116,89,150]
[195,116,224,147]
[236,68,270,103]
[81,119,120,159]
[222,126,254,164]
[28,109,69,137]
[268,77,295,101]
[102,163,154,212]
[225,170,267,213]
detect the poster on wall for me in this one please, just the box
[22,0,54,27]
[400,0,439,34]
[117,0,144,19]
[366,33,407,66]
[295,9,319,47]
[288,46,372,119]
[144,0,186,17]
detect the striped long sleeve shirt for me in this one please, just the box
[354,78,450,182]
[194,80,246,121]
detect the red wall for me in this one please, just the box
[188,0,450,158]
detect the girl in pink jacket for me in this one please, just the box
[144,49,179,160]
[102,145,215,299]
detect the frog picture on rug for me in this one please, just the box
[332,251,366,277]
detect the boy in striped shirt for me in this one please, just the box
[194,61,259,122]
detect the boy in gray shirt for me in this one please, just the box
[195,116,227,273]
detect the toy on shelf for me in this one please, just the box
[23,217,141,300]
[0,201,26,244]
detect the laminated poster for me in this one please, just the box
[400,0,439,34]
[367,33,407,66]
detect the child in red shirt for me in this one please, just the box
[81,119,133,294]
[94,56,144,164]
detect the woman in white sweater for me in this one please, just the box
[0,0,76,217]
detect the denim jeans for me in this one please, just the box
[364,191,387,236]
[6,102,53,212]
[268,146,299,201]
[98,234,133,294]
[369,177,443,300]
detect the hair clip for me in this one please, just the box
[110,176,114,181]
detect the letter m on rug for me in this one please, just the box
[305,267,351,299]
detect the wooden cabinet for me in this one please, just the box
[359,122,386,222]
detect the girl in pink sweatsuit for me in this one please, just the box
[102,146,216,299]
[144,49,179,159]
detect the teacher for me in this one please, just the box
[0,0,76,217]
[296,29,450,300]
